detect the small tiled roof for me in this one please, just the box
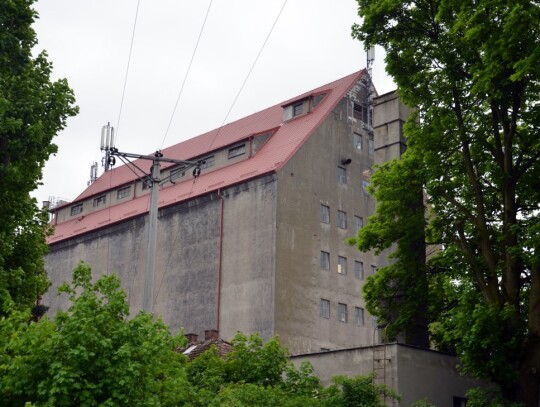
[49,69,366,244]
[179,338,233,361]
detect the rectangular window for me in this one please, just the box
[368,134,374,155]
[353,132,362,150]
[338,256,347,275]
[93,195,106,207]
[337,166,347,185]
[337,210,347,229]
[292,101,303,117]
[338,303,348,323]
[371,265,378,275]
[355,307,365,326]
[70,204,83,216]
[362,180,370,196]
[228,144,246,159]
[142,178,151,190]
[354,216,363,232]
[320,251,330,270]
[200,156,214,169]
[117,186,131,200]
[320,204,330,224]
[355,261,364,280]
[320,299,330,319]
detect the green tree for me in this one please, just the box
[0,0,78,315]
[352,0,540,405]
[0,263,190,406]
[186,333,322,406]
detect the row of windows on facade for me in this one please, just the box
[320,204,363,231]
[320,299,365,326]
[69,144,248,216]
[320,251,376,280]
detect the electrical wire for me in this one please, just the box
[115,0,141,143]
[160,0,214,149]
[206,0,288,151]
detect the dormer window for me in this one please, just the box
[71,203,83,216]
[93,195,107,207]
[292,102,303,117]
[228,144,246,159]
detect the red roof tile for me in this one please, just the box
[49,70,366,244]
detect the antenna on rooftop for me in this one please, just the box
[100,122,116,171]
[87,161,98,186]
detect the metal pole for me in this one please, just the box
[143,159,160,313]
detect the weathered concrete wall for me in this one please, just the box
[45,176,277,342]
[219,175,277,341]
[45,194,222,337]
[292,345,484,407]
[275,94,379,354]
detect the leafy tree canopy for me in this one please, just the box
[0,0,78,315]
[0,263,399,406]
[351,0,540,405]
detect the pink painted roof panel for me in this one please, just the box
[50,70,365,243]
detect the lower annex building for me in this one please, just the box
[45,69,406,355]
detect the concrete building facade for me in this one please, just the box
[45,70,385,355]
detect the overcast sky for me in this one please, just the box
[31,0,395,205]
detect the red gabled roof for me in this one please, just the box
[49,69,366,244]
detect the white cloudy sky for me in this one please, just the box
[31,0,395,205]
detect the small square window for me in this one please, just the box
[338,256,347,275]
[355,261,364,280]
[353,132,362,150]
[292,102,303,117]
[93,195,106,207]
[320,299,330,319]
[228,144,246,159]
[70,204,83,216]
[371,265,378,275]
[355,307,365,326]
[368,134,374,155]
[338,303,348,323]
[142,178,151,190]
[117,186,131,200]
[320,251,330,270]
[354,216,363,233]
[337,167,347,185]
[337,210,347,229]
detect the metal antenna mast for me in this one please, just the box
[100,123,202,313]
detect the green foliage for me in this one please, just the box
[352,0,540,404]
[321,374,399,407]
[0,263,190,406]
[0,0,78,316]
[0,263,399,406]
[466,387,524,407]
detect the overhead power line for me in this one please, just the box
[207,0,288,151]
[161,0,214,149]
[115,0,141,143]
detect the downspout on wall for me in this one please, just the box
[216,188,224,331]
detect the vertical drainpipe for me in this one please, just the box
[216,188,224,331]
